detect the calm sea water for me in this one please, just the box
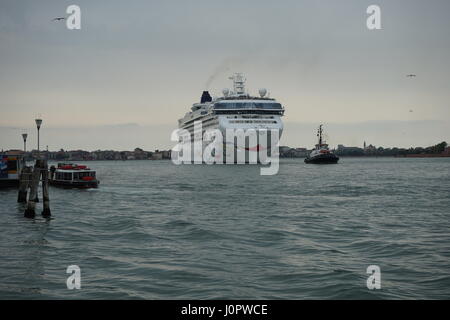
[1,158,449,299]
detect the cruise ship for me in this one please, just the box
[177,73,285,162]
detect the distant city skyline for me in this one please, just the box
[1,0,449,150]
[1,120,448,152]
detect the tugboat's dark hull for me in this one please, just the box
[49,180,99,189]
[305,154,339,164]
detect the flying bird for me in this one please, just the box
[52,17,66,21]
[406,74,416,77]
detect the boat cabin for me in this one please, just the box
[0,154,25,188]
[49,163,99,188]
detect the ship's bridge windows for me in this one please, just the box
[214,102,282,110]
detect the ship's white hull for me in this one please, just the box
[182,114,283,135]
[176,114,283,163]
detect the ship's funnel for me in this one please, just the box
[200,91,212,103]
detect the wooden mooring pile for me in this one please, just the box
[17,159,51,218]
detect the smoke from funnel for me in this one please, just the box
[205,57,247,90]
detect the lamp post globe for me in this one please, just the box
[22,133,28,152]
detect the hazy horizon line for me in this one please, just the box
[1,119,448,130]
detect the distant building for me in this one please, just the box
[364,143,377,155]
[5,150,24,155]
[279,147,308,158]
[279,146,291,154]
[161,150,171,159]
[67,150,91,161]
[443,146,450,155]
[151,151,163,160]
[336,145,364,156]
[133,148,148,160]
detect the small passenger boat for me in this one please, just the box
[49,163,99,188]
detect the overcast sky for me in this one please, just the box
[1,0,449,150]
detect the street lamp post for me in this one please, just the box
[34,118,43,202]
[35,118,42,154]
[22,133,28,152]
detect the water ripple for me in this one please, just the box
[1,158,450,299]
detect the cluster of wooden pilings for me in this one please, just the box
[17,159,51,218]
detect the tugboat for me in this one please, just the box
[305,125,339,164]
[49,163,99,188]
[0,154,25,188]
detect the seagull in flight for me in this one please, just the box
[406,74,416,77]
[52,17,66,22]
